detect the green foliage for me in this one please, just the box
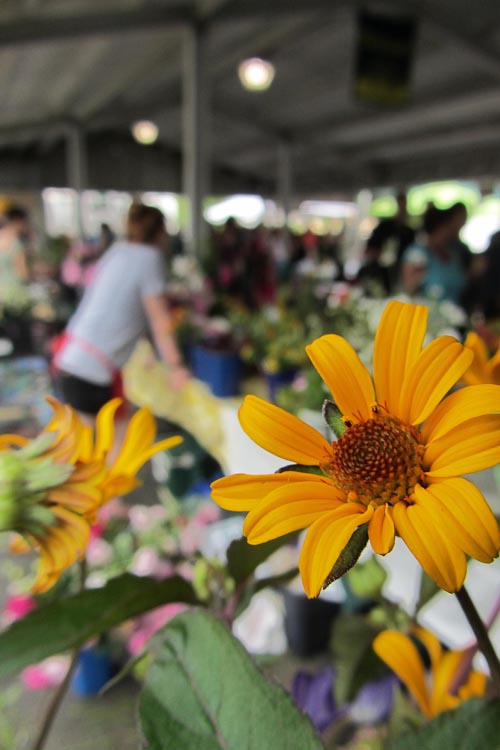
[323,525,369,590]
[139,609,324,750]
[330,613,386,705]
[389,698,500,750]
[346,557,387,600]
[0,574,197,679]
[226,533,297,585]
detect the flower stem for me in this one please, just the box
[30,560,87,750]
[31,648,79,750]
[455,585,500,694]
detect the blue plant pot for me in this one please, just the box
[265,369,297,403]
[190,346,241,397]
[71,647,114,697]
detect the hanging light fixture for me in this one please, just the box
[131,120,159,145]
[238,57,275,92]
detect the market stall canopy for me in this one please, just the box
[0,0,499,196]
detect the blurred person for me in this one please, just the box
[214,217,246,298]
[0,205,30,290]
[400,205,468,304]
[354,243,392,297]
[462,229,500,318]
[448,201,473,273]
[365,192,416,292]
[53,202,190,420]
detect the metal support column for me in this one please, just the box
[65,122,88,239]
[277,140,292,225]
[182,23,210,258]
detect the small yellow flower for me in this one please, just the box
[373,627,487,718]
[211,301,500,597]
[462,332,500,386]
[3,397,182,592]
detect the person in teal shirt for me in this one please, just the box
[400,205,469,304]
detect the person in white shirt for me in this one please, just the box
[55,202,189,417]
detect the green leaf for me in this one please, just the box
[322,400,345,438]
[346,556,387,599]
[277,464,326,476]
[330,613,386,704]
[0,573,197,679]
[140,609,324,750]
[416,570,440,611]
[390,698,500,750]
[226,533,297,584]
[323,525,369,589]
[234,567,299,618]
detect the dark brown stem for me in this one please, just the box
[30,559,87,750]
[455,585,500,695]
[31,648,80,750]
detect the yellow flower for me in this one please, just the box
[3,397,182,592]
[462,332,500,386]
[373,627,487,718]
[211,301,500,597]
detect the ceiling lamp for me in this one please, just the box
[131,120,159,145]
[238,57,275,92]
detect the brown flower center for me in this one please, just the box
[321,411,424,506]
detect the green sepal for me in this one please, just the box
[25,457,73,492]
[17,432,56,459]
[276,464,326,476]
[322,399,345,438]
[322,523,369,589]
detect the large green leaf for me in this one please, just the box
[330,613,386,704]
[226,533,297,584]
[140,609,324,750]
[390,698,500,750]
[0,573,197,679]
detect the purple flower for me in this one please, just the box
[291,666,341,732]
[348,675,396,725]
[291,667,396,734]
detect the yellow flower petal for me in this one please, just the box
[424,415,500,477]
[399,337,473,425]
[244,480,344,544]
[93,398,122,458]
[411,625,443,671]
[299,504,373,597]
[306,335,374,422]
[392,501,467,592]
[414,482,499,562]
[421,384,500,444]
[373,301,427,416]
[368,504,395,554]
[211,471,324,512]
[490,349,500,384]
[127,435,183,474]
[0,434,29,448]
[461,332,491,386]
[239,395,333,464]
[373,630,431,718]
[110,408,157,475]
[431,650,464,716]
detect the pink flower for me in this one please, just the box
[193,502,221,527]
[96,498,129,526]
[2,594,36,625]
[179,521,202,556]
[85,538,112,567]
[129,547,161,577]
[90,522,105,540]
[128,604,187,655]
[129,504,167,533]
[22,656,71,690]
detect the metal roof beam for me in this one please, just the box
[0,6,192,46]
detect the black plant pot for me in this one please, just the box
[283,588,341,658]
